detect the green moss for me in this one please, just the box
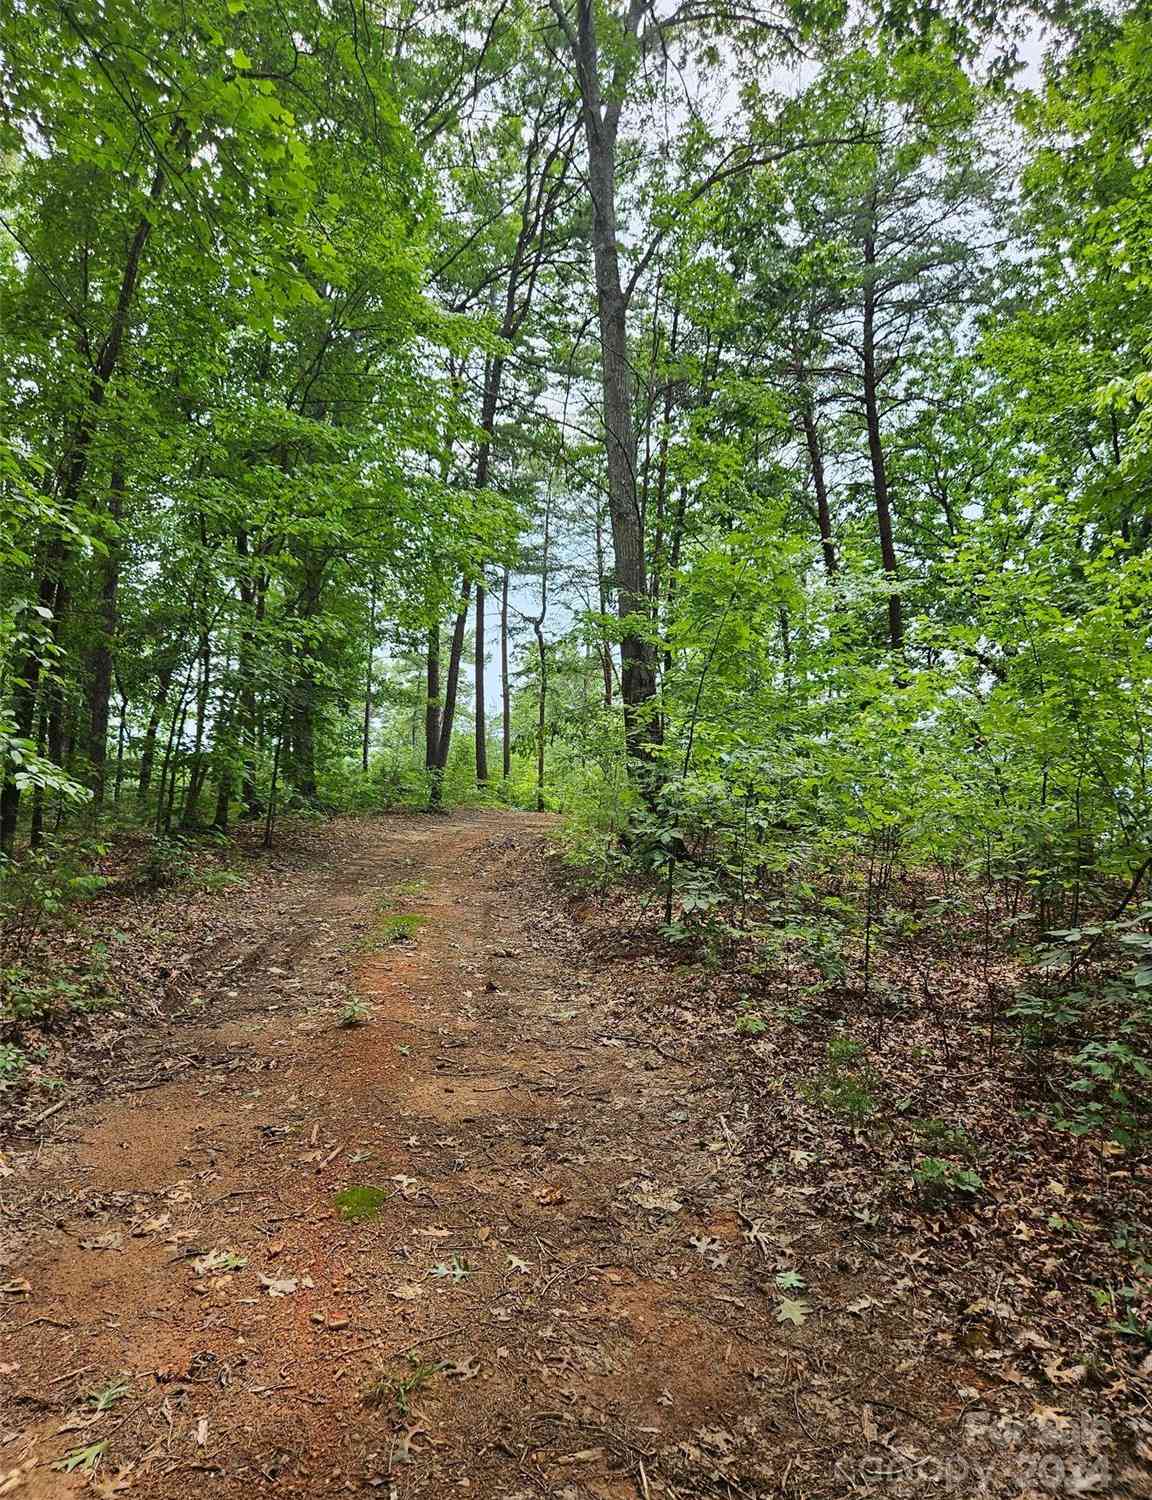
[335,1185,389,1221]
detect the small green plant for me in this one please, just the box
[362,1357,439,1413]
[734,994,767,1037]
[191,869,244,892]
[912,1156,983,1202]
[366,910,426,948]
[335,1185,389,1221]
[87,1378,131,1413]
[338,998,370,1028]
[802,1034,878,1123]
[0,1042,25,1081]
[907,1117,977,1157]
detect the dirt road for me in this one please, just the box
[2,809,1112,1498]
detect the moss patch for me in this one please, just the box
[335,1185,390,1221]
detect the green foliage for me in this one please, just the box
[912,1157,984,1201]
[802,1035,879,1123]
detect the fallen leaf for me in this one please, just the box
[192,1249,247,1276]
[92,1471,134,1498]
[776,1298,810,1326]
[258,1274,298,1296]
[846,1296,878,1315]
[391,1283,424,1301]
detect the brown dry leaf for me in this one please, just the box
[80,1230,124,1252]
[258,1273,301,1296]
[130,1213,170,1238]
[393,1424,427,1465]
[846,1296,879,1315]
[555,1448,605,1464]
[91,1471,134,1498]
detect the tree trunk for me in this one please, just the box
[435,584,471,773]
[137,662,175,804]
[475,582,488,783]
[425,624,442,772]
[800,402,837,579]
[569,0,659,764]
[862,228,902,651]
[500,567,511,780]
[362,589,377,773]
[85,464,125,807]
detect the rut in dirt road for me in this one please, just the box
[3,811,963,1499]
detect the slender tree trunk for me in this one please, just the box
[800,402,837,579]
[500,567,511,780]
[86,465,125,806]
[594,504,613,708]
[425,625,442,772]
[534,622,547,812]
[362,589,376,773]
[181,630,211,825]
[435,584,472,774]
[862,228,902,651]
[475,582,488,784]
[137,662,176,804]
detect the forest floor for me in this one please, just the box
[0,809,1147,1498]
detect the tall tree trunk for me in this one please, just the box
[475,582,488,784]
[435,583,472,772]
[800,401,838,579]
[85,465,125,807]
[137,662,176,804]
[425,625,442,773]
[500,567,511,780]
[566,0,659,764]
[362,589,376,773]
[862,228,902,651]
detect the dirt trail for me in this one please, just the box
[0,811,997,1497]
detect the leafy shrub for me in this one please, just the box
[0,1042,25,1081]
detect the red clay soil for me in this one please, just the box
[0,810,1139,1497]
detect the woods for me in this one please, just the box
[3,0,1152,1484]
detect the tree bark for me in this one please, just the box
[564,0,659,764]
[475,582,488,783]
[85,465,125,806]
[862,227,902,651]
[500,567,511,780]
[800,402,838,579]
